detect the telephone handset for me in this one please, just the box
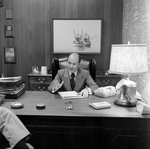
[94,86,116,98]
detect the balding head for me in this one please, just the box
[67,53,80,73]
[68,53,80,63]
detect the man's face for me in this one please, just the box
[68,55,79,73]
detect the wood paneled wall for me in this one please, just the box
[0,0,123,89]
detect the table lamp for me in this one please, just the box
[109,44,148,107]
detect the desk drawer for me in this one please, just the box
[30,76,51,83]
[30,84,49,91]
[96,75,121,87]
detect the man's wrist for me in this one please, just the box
[86,87,92,95]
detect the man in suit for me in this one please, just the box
[0,107,32,149]
[48,53,99,98]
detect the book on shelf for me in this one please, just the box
[58,91,84,100]
[89,101,111,109]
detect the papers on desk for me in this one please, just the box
[0,83,25,95]
[58,91,84,99]
[89,101,111,110]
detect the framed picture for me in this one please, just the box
[5,9,13,20]
[52,18,102,54]
[4,25,14,38]
[4,47,16,64]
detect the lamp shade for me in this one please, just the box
[109,44,148,75]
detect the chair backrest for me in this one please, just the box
[52,56,96,81]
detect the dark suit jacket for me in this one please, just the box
[48,68,99,93]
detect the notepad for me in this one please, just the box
[89,101,111,109]
[58,91,84,99]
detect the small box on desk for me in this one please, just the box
[0,77,25,99]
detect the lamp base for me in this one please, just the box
[114,98,137,107]
[115,78,137,107]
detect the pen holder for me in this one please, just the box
[64,99,74,110]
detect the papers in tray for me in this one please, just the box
[89,101,111,109]
[0,76,21,82]
[0,83,25,95]
[0,94,5,105]
[58,91,84,99]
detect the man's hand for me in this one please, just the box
[51,81,64,93]
[79,88,89,98]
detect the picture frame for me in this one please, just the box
[52,18,102,54]
[5,9,13,20]
[4,25,14,38]
[4,47,16,64]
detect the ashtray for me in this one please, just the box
[11,102,24,109]
[36,103,46,109]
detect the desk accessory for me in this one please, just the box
[36,103,46,109]
[136,101,150,115]
[11,102,24,109]
[64,99,74,110]
[32,66,39,73]
[0,77,25,99]
[109,44,148,107]
[89,101,111,110]
[94,86,116,98]
[58,91,83,99]
[41,66,47,75]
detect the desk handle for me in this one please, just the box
[38,87,45,91]
[102,79,110,84]
[38,78,45,82]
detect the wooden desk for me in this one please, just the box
[1,91,150,149]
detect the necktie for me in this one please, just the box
[70,73,75,90]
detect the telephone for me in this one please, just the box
[94,78,143,98]
[94,86,116,98]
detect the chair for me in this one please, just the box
[51,56,96,81]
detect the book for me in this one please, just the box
[58,91,84,99]
[89,101,111,109]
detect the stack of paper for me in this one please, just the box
[58,91,84,99]
[0,83,25,94]
[0,76,21,82]
[89,101,111,109]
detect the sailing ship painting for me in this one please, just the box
[53,19,102,53]
[73,29,97,50]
